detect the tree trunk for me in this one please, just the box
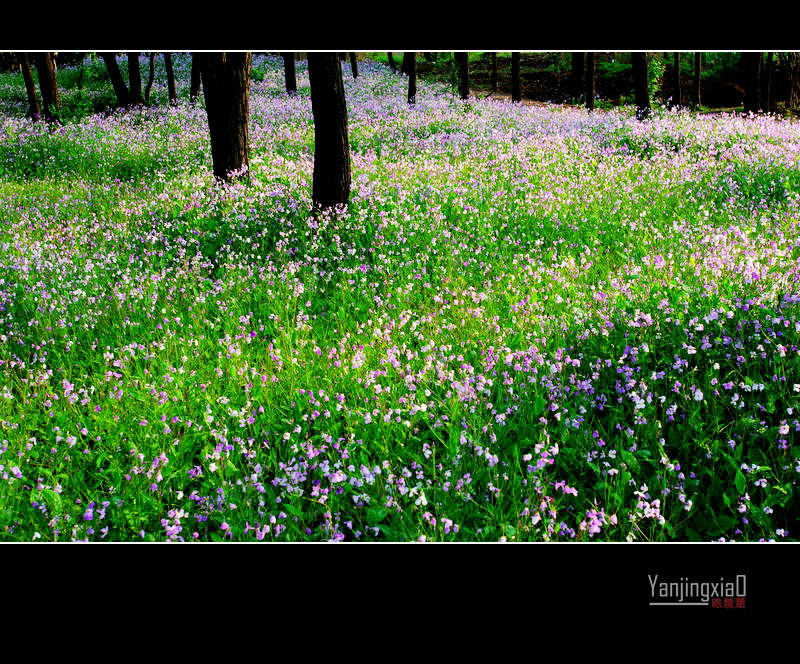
[424,53,435,63]
[128,52,143,105]
[18,53,40,119]
[490,52,498,93]
[571,52,585,102]
[190,55,201,103]
[164,53,178,105]
[387,52,397,72]
[101,52,129,107]
[33,52,60,122]
[673,52,682,107]
[197,52,252,182]
[308,53,351,211]
[694,52,702,109]
[350,52,359,79]
[511,52,521,102]
[742,51,762,114]
[404,52,416,104]
[763,52,773,113]
[455,52,469,100]
[585,52,595,111]
[282,53,297,94]
[145,52,156,103]
[784,53,800,110]
[631,52,650,120]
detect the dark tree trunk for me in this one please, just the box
[511,51,521,102]
[308,53,351,211]
[631,52,650,120]
[784,53,800,110]
[694,52,702,109]
[571,52,585,102]
[585,52,595,111]
[164,53,178,105]
[400,52,411,76]
[145,52,156,103]
[190,55,201,103]
[763,52,774,113]
[18,53,40,119]
[101,52,129,107]
[33,52,60,122]
[197,52,252,183]
[673,52,682,107]
[282,53,297,94]
[742,51,762,114]
[128,52,143,105]
[454,52,469,100]
[350,52,359,79]
[387,52,397,72]
[490,52,498,93]
[404,52,416,104]
[424,53,435,63]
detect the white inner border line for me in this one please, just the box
[649,602,710,606]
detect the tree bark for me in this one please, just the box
[308,53,351,211]
[784,53,800,110]
[763,52,773,113]
[404,52,416,104]
[511,52,521,102]
[33,52,60,122]
[490,52,498,93]
[571,52,585,102]
[673,52,682,107]
[101,52,129,107]
[742,51,762,114]
[190,55,201,103]
[164,53,178,105]
[282,53,297,94]
[631,52,650,120]
[387,52,397,72]
[585,52,595,111]
[145,52,156,103]
[198,52,252,183]
[128,52,143,105]
[455,52,469,100]
[18,53,40,119]
[350,52,359,79]
[694,52,702,109]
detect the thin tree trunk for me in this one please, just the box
[387,52,397,72]
[164,53,178,105]
[585,52,596,111]
[308,53,351,211]
[424,53,435,63]
[282,53,297,94]
[350,52,359,79]
[455,52,469,100]
[742,51,762,114]
[631,52,650,120]
[128,52,143,105]
[197,52,252,182]
[490,52,498,93]
[145,52,156,103]
[571,52,585,102]
[785,53,800,110]
[673,52,682,107]
[101,52,129,107]
[511,52,521,102]
[694,52,702,110]
[33,52,61,122]
[405,52,416,104]
[190,55,201,103]
[18,53,40,119]
[764,52,773,113]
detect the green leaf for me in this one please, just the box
[735,470,746,495]
[366,507,388,523]
[532,394,546,417]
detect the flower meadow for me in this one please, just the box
[2,54,800,542]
